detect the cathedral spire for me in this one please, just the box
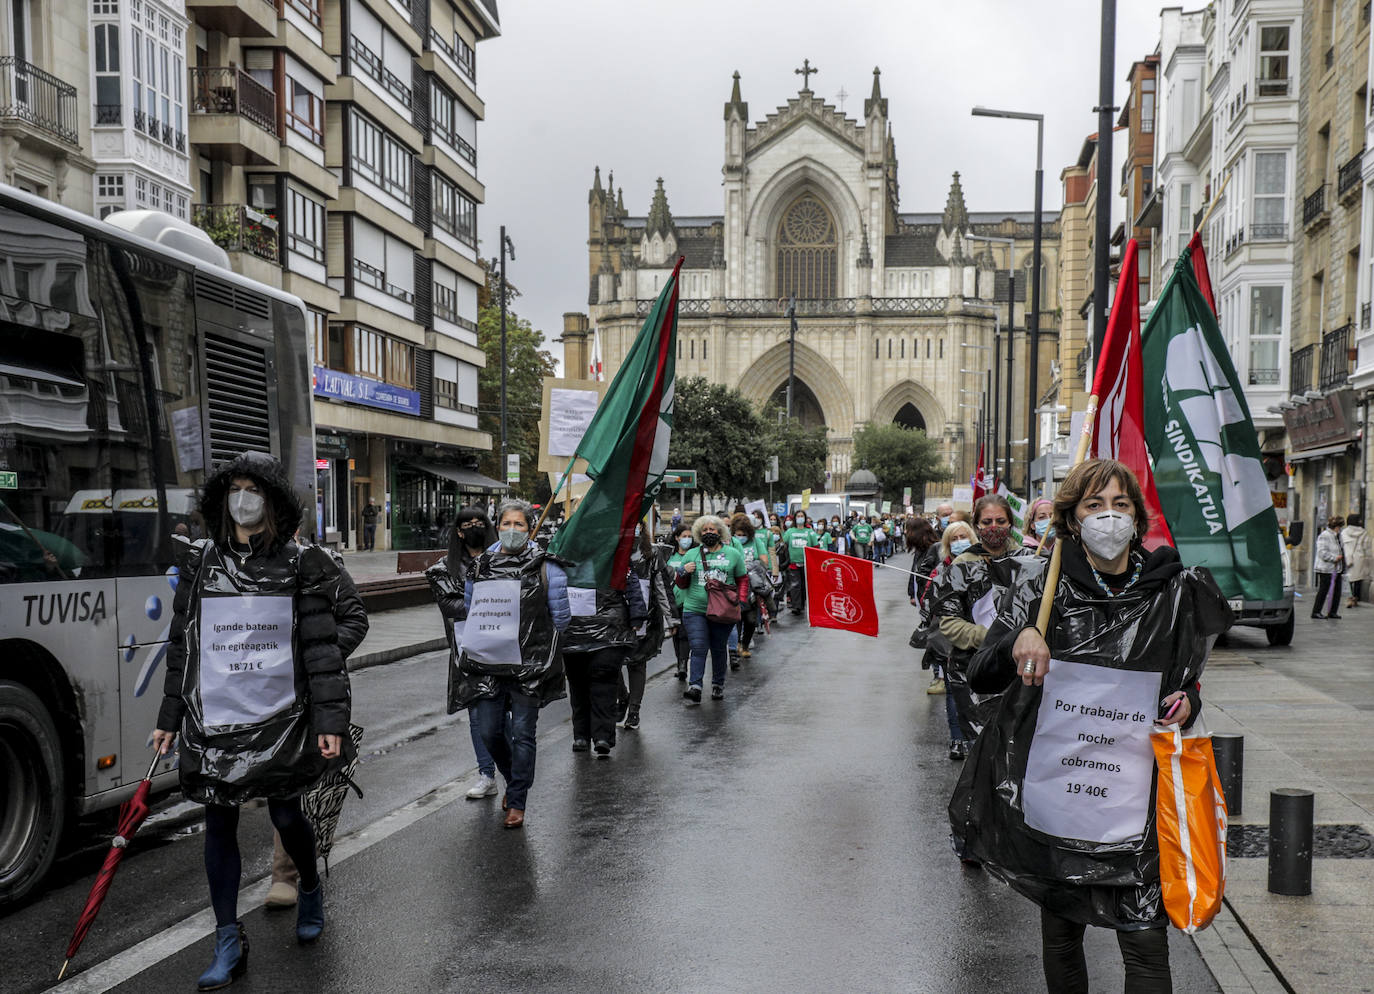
[724,70,748,120]
[589,165,603,203]
[942,171,969,234]
[616,186,625,214]
[857,223,873,268]
[645,177,675,238]
[864,66,887,118]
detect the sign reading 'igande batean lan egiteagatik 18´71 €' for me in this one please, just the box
[1021,659,1162,845]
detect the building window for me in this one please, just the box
[287,187,325,262]
[287,77,324,145]
[308,308,327,366]
[1140,77,1155,132]
[1176,182,1192,253]
[285,0,322,28]
[430,81,476,165]
[97,174,124,198]
[353,326,385,379]
[874,338,880,359]
[433,280,458,322]
[432,172,476,246]
[92,0,118,13]
[130,17,183,148]
[1252,152,1286,238]
[1258,26,1290,96]
[776,194,838,300]
[1249,286,1283,385]
[348,35,411,108]
[92,22,121,124]
[387,337,415,387]
[436,376,458,408]
[455,33,475,81]
[350,109,412,205]
[887,339,893,358]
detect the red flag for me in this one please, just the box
[1187,231,1217,316]
[1088,238,1173,550]
[972,444,990,502]
[803,546,879,637]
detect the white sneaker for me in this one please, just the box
[466,773,498,799]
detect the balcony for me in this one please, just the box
[1302,184,1329,231]
[1251,222,1288,241]
[184,0,278,38]
[1256,77,1290,97]
[1290,344,1315,394]
[192,204,279,263]
[1338,148,1364,203]
[1224,227,1246,258]
[0,56,80,148]
[189,67,279,165]
[1319,324,1354,390]
[1249,367,1280,386]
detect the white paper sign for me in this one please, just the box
[567,586,597,617]
[452,618,465,649]
[635,578,651,636]
[199,595,295,727]
[548,388,601,456]
[744,499,768,522]
[460,580,523,665]
[972,589,998,629]
[1022,659,1162,844]
[170,406,204,473]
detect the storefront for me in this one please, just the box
[1283,388,1363,583]
[389,440,507,551]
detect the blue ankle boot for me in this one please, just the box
[197,921,247,991]
[296,882,324,943]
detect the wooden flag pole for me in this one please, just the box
[1193,172,1231,237]
[1033,393,1100,634]
[533,456,578,535]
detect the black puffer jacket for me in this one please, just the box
[156,453,351,805]
[561,572,648,653]
[426,548,479,715]
[950,541,1232,931]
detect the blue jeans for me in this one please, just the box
[468,718,495,778]
[471,684,540,810]
[682,611,731,687]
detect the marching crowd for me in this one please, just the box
[148,449,1223,993]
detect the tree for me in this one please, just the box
[476,269,557,503]
[666,377,767,505]
[851,423,951,499]
[760,407,829,496]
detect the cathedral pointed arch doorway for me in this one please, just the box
[776,194,838,300]
[893,402,926,431]
[769,379,826,429]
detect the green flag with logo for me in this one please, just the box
[1140,246,1283,601]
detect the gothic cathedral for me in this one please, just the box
[563,67,1060,492]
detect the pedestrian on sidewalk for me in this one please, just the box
[666,524,695,680]
[1313,515,1346,619]
[457,500,570,828]
[424,507,501,802]
[1341,512,1371,608]
[562,557,646,758]
[931,496,1023,764]
[674,514,749,703]
[958,457,1230,994]
[152,452,351,990]
[619,524,675,730]
[266,543,368,909]
[361,497,379,551]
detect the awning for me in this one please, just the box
[403,462,509,493]
[1286,442,1357,463]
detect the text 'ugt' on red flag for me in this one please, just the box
[803,546,879,637]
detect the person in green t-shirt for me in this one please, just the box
[672,514,749,701]
[851,518,874,560]
[665,523,696,681]
[779,510,820,616]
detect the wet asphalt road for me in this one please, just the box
[4,566,1221,993]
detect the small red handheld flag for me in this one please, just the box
[804,546,879,637]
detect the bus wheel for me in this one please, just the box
[0,681,66,904]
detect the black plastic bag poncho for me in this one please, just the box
[949,542,1231,930]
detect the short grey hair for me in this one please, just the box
[496,498,535,527]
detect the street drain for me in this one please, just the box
[1227,823,1374,858]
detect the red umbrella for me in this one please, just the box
[58,750,163,981]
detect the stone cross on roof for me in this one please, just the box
[795,59,818,91]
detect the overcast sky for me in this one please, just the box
[476,0,1174,369]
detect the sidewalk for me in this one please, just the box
[1194,602,1374,993]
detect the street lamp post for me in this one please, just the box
[972,105,1045,496]
[965,233,1015,489]
[785,295,798,420]
[491,227,516,484]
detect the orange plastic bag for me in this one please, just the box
[1151,718,1228,933]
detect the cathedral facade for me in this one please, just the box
[563,69,1061,492]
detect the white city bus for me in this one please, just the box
[0,186,316,902]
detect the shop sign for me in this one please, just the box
[1282,389,1359,451]
[313,365,420,415]
[315,459,331,470]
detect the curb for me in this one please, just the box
[347,638,449,672]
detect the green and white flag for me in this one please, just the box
[995,482,1028,546]
[1141,246,1283,601]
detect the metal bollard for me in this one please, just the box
[1212,733,1244,817]
[1267,788,1314,896]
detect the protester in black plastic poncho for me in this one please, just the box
[153,452,352,991]
[952,459,1231,994]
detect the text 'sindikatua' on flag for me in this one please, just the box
[803,546,879,637]
[1140,241,1284,601]
[1088,237,1174,550]
[548,257,682,589]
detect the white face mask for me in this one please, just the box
[1079,510,1135,561]
[228,490,265,527]
[499,527,530,552]
[678,536,692,549]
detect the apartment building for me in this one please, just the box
[1289,0,1369,540]
[1117,56,1158,303]
[1,0,96,205]
[181,0,499,551]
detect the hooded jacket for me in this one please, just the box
[561,571,648,654]
[156,452,351,805]
[950,540,1232,930]
[1341,524,1373,583]
[931,541,1025,672]
[457,540,570,707]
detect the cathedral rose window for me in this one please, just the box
[777,194,837,300]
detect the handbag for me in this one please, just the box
[1150,715,1227,933]
[701,549,742,624]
